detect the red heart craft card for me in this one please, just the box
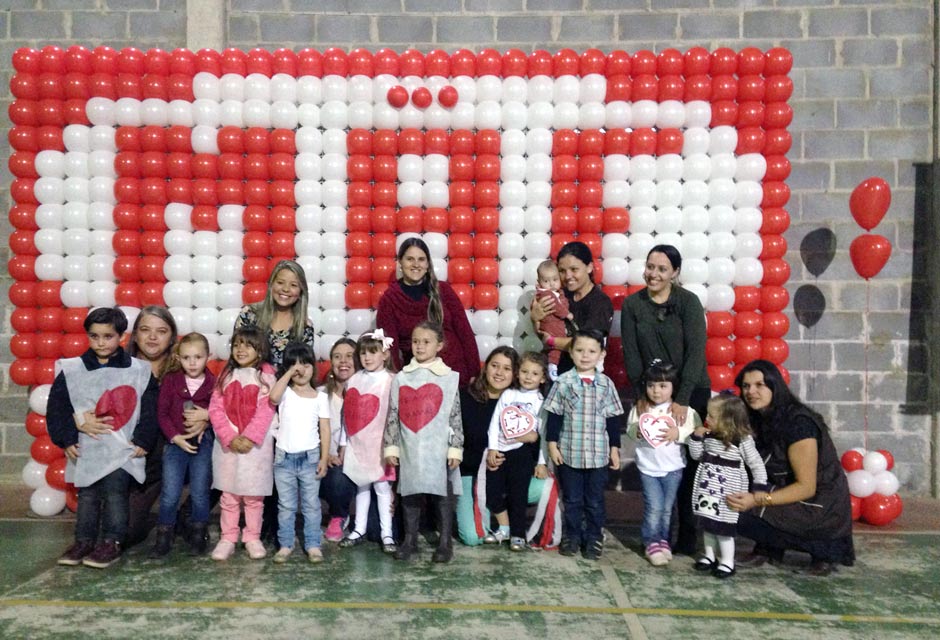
[223,381,260,432]
[399,384,443,433]
[344,388,379,437]
[94,386,137,431]
[638,412,676,448]
[500,405,536,440]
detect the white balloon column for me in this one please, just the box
[8,45,794,515]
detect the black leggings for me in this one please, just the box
[486,445,537,538]
[737,512,856,565]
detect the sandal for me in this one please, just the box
[694,557,715,572]
[381,536,398,554]
[338,532,365,548]
[712,563,736,579]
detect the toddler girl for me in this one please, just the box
[626,360,700,567]
[339,330,398,553]
[269,342,330,563]
[689,393,768,579]
[208,326,277,561]
[151,333,216,558]
[384,321,463,563]
[484,351,548,551]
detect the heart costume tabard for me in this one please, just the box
[57,356,153,487]
[383,358,463,497]
[209,364,277,497]
[342,369,396,487]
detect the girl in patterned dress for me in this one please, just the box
[688,393,768,579]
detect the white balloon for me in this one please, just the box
[168,100,196,126]
[89,176,116,203]
[115,98,143,127]
[735,208,764,234]
[191,125,220,154]
[709,126,738,154]
[36,150,66,177]
[60,281,89,307]
[602,181,630,208]
[601,233,629,259]
[683,154,712,181]
[169,307,192,335]
[87,202,115,230]
[191,307,219,334]
[552,102,579,129]
[501,129,526,156]
[321,206,346,233]
[476,336,498,360]
[873,471,900,496]
[500,181,526,208]
[655,233,683,255]
[164,281,192,308]
[863,451,889,474]
[499,207,525,234]
[63,124,91,152]
[29,384,52,415]
[319,281,345,308]
[423,154,449,183]
[88,281,115,307]
[604,155,629,181]
[88,255,114,281]
[245,73,271,101]
[498,285,524,312]
[735,181,764,208]
[500,155,526,182]
[270,73,298,102]
[163,255,191,282]
[527,76,553,103]
[192,98,221,127]
[295,231,322,257]
[321,153,347,181]
[34,255,64,280]
[498,233,525,260]
[192,231,218,257]
[164,230,193,256]
[627,233,656,261]
[709,205,737,232]
[627,259,646,286]
[736,153,767,182]
[320,232,346,258]
[708,232,737,258]
[681,232,709,260]
[682,127,710,156]
[243,99,272,128]
[526,182,551,207]
[36,204,64,229]
[472,310,499,337]
[705,284,735,312]
[34,229,64,254]
[734,258,764,286]
[655,180,683,208]
[580,74,607,102]
[710,153,737,179]
[680,258,708,285]
[298,103,322,128]
[523,206,551,233]
[709,178,737,207]
[86,97,116,126]
[525,153,552,182]
[475,101,502,129]
[347,75,373,102]
[322,130,347,154]
[707,257,736,285]
[629,206,656,234]
[217,284,243,309]
[88,150,116,178]
[733,232,764,259]
[847,469,876,498]
[498,257,525,286]
[22,460,49,489]
[684,101,712,128]
[34,177,65,204]
[271,101,299,129]
[629,180,656,207]
[190,256,217,282]
[630,156,657,181]
[217,230,243,255]
[601,257,629,285]
[30,487,66,517]
[498,309,520,338]
[297,75,323,104]
[655,155,684,181]
[656,100,685,128]
[193,72,221,100]
[320,256,346,285]
[578,102,606,129]
[347,101,373,129]
[523,232,551,260]
[345,309,374,336]
[502,101,528,130]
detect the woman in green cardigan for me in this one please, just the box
[620,244,710,555]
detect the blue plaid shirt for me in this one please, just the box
[543,369,624,469]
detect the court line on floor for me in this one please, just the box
[2,597,938,627]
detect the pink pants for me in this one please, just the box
[219,492,264,543]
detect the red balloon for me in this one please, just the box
[473,284,499,310]
[31,435,64,465]
[761,259,791,286]
[11,309,36,333]
[861,493,899,526]
[705,337,734,365]
[884,493,903,520]
[448,258,473,284]
[849,234,892,280]
[45,457,68,491]
[841,449,864,472]
[850,177,891,231]
[760,286,789,312]
[26,412,48,438]
[733,287,761,312]
[66,486,79,513]
[734,338,761,365]
[10,359,36,386]
[707,312,734,337]
[761,338,789,364]
[877,449,895,471]
[734,311,763,338]
[850,495,863,521]
[761,312,790,339]
[11,335,37,359]
[708,365,734,391]
[345,283,371,308]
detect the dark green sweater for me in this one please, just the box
[619,286,710,405]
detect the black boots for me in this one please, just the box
[189,522,209,556]
[149,525,173,559]
[394,497,422,561]
[431,494,454,563]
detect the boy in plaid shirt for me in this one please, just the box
[544,329,624,560]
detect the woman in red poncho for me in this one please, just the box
[375,237,480,387]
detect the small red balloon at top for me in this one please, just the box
[850,177,891,231]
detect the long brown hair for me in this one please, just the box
[217,326,270,392]
[398,237,443,327]
[467,345,519,404]
[321,338,359,398]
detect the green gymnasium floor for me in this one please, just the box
[1,488,939,639]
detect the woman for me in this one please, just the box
[318,338,359,542]
[235,259,316,367]
[530,241,614,375]
[125,306,181,546]
[619,244,710,555]
[375,237,480,387]
[456,346,518,546]
[728,360,854,576]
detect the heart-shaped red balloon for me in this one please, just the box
[398,384,443,433]
[343,388,379,437]
[95,385,138,430]
[849,177,891,231]
[849,234,892,280]
[223,380,260,432]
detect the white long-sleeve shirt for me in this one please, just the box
[487,387,545,464]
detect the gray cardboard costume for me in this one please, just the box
[58,357,153,487]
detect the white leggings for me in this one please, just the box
[352,481,393,540]
[702,531,736,568]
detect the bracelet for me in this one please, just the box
[761,492,773,507]
[546,335,555,348]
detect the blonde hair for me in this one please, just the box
[165,332,210,375]
[706,393,753,449]
[252,260,310,343]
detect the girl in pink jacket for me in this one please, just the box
[208,326,277,561]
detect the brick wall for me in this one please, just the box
[1,1,935,492]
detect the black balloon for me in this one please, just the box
[800,228,837,277]
[793,284,826,328]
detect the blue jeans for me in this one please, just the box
[157,432,214,526]
[556,465,607,546]
[274,447,323,550]
[639,469,683,546]
[76,468,131,543]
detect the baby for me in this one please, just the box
[534,260,573,381]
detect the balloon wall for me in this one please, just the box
[842,447,903,526]
[7,45,794,513]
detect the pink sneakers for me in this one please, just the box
[324,517,345,542]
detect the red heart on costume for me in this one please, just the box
[344,388,379,437]
[638,412,676,448]
[95,386,138,430]
[399,384,443,433]
[223,380,259,432]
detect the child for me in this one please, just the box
[151,333,217,559]
[208,326,277,561]
[626,360,701,567]
[544,329,624,560]
[268,342,330,563]
[339,329,398,553]
[689,393,768,579]
[533,260,572,381]
[484,351,549,551]
[384,321,463,563]
[318,338,359,542]
[48,307,158,569]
